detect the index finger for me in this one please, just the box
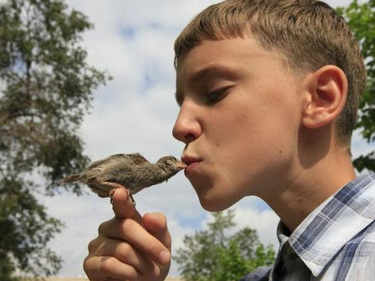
[106,184,143,223]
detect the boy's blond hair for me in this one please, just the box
[174,0,366,149]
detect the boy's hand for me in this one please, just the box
[83,187,171,280]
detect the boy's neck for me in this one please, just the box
[264,143,356,233]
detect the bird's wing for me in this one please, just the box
[87,154,129,169]
[86,157,111,169]
[129,153,149,165]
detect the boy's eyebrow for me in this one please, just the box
[175,64,238,106]
[191,64,238,82]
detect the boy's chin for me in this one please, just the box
[197,192,238,212]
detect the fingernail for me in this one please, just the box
[109,189,116,198]
[158,250,170,265]
[151,265,161,278]
[148,213,161,223]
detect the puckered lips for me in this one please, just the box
[181,155,202,176]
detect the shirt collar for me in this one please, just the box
[277,172,375,277]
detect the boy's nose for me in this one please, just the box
[172,104,202,144]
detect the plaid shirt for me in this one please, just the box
[241,171,375,281]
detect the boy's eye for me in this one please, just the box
[207,87,229,105]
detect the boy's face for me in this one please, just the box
[173,37,306,211]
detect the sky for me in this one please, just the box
[33,0,374,278]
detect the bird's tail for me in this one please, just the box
[60,174,81,184]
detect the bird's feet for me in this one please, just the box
[101,182,136,206]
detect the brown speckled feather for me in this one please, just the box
[61,153,186,198]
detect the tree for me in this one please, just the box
[337,0,375,172]
[175,210,275,281]
[0,0,110,279]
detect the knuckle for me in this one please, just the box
[122,218,136,228]
[87,238,100,253]
[127,268,142,281]
[117,242,132,260]
[98,221,108,235]
[120,218,137,234]
[82,256,91,273]
[146,264,161,279]
[99,256,115,274]
[83,256,103,279]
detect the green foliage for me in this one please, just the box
[175,210,275,281]
[0,0,110,278]
[337,0,375,172]
[0,177,63,280]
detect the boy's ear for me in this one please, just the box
[301,65,348,129]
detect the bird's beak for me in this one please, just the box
[177,161,188,170]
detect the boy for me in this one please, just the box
[83,0,375,280]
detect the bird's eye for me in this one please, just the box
[207,87,229,105]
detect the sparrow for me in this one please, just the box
[61,153,187,199]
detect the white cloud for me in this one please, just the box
[200,197,280,248]
[234,204,280,249]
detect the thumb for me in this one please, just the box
[109,185,143,224]
[143,212,172,251]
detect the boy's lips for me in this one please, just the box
[181,155,202,176]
